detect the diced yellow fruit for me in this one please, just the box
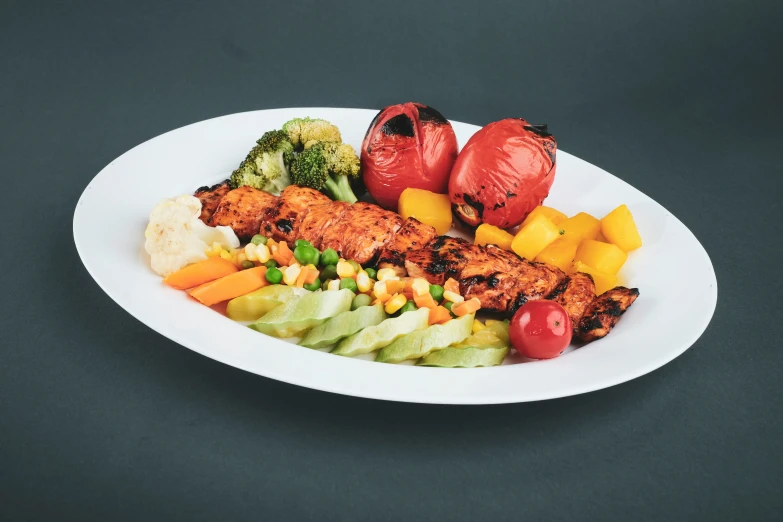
[356,270,373,293]
[336,260,355,278]
[560,212,601,242]
[534,237,579,272]
[601,204,642,251]
[411,278,430,296]
[474,224,514,250]
[443,290,464,303]
[376,268,398,282]
[327,279,341,291]
[385,293,408,314]
[472,319,486,334]
[575,239,628,275]
[571,261,617,295]
[511,214,562,260]
[283,264,302,286]
[522,206,568,227]
[398,188,453,235]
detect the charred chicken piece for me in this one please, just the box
[320,202,403,265]
[194,180,230,224]
[506,261,566,316]
[546,273,597,333]
[458,245,531,312]
[405,236,481,286]
[377,217,438,276]
[577,287,640,342]
[208,186,279,240]
[260,185,331,246]
[297,200,350,250]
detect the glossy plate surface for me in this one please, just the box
[73,108,717,404]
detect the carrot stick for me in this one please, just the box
[188,266,268,306]
[304,268,319,285]
[163,257,238,290]
[295,267,309,287]
[452,298,481,317]
[428,306,452,325]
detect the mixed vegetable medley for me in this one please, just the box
[145,105,642,367]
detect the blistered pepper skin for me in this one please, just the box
[361,103,458,210]
[448,118,557,229]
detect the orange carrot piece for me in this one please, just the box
[386,280,406,295]
[402,288,415,300]
[444,278,460,294]
[452,297,481,317]
[414,292,438,309]
[428,306,452,325]
[188,266,268,306]
[376,294,392,304]
[163,257,239,290]
[295,267,310,287]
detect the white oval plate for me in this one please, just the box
[73,108,717,404]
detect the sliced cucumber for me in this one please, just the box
[300,304,387,349]
[375,313,475,364]
[331,307,430,357]
[249,289,353,338]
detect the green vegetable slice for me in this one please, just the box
[375,313,475,364]
[249,289,353,338]
[299,304,387,349]
[417,323,510,368]
[331,308,430,357]
[226,285,308,322]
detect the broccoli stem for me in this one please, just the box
[323,175,358,204]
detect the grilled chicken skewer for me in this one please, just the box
[195,184,638,342]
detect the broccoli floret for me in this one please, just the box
[282,117,342,150]
[229,130,294,194]
[290,142,361,203]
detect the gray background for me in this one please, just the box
[1,0,781,520]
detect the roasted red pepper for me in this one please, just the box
[448,118,556,229]
[361,102,458,210]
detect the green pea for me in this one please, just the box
[443,300,456,317]
[265,266,283,284]
[351,293,372,310]
[319,264,338,281]
[364,267,377,280]
[240,260,255,270]
[399,300,417,314]
[320,248,339,266]
[264,259,279,269]
[303,278,321,292]
[251,234,267,246]
[429,284,445,303]
[294,245,318,266]
[348,260,361,273]
[295,239,312,249]
[339,277,358,293]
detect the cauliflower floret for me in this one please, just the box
[144,195,239,276]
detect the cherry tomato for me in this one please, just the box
[509,301,572,359]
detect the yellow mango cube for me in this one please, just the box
[511,214,562,260]
[601,204,642,251]
[474,224,514,250]
[398,188,453,235]
[560,212,601,242]
[574,239,628,275]
[572,261,617,295]
[535,237,579,272]
[522,206,567,227]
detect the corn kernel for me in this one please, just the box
[376,268,398,282]
[373,281,388,298]
[327,279,341,291]
[384,293,408,314]
[212,242,223,252]
[443,290,464,303]
[219,250,233,261]
[244,243,257,261]
[236,253,248,264]
[255,243,271,263]
[283,264,302,286]
[356,270,373,293]
[411,278,430,296]
[306,264,317,271]
[336,260,356,278]
[472,319,486,334]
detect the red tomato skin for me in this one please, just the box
[449,118,557,228]
[509,301,572,359]
[361,103,458,210]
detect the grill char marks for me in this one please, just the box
[577,287,640,342]
[320,202,403,266]
[546,273,597,334]
[260,185,331,246]
[194,180,231,224]
[405,236,481,286]
[377,217,438,276]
